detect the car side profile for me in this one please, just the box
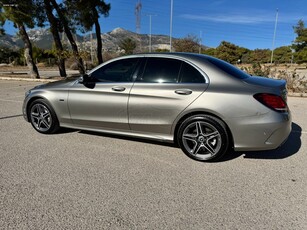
[23,53,292,161]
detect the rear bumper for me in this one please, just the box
[229,111,292,151]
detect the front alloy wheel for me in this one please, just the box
[29,99,59,134]
[178,115,229,161]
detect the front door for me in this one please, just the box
[68,58,140,131]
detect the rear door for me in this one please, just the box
[128,57,208,136]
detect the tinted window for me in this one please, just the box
[179,62,205,83]
[206,57,250,79]
[91,58,139,82]
[138,58,181,83]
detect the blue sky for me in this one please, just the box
[3,0,307,50]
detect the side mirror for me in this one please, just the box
[78,74,89,84]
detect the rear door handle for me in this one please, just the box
[112,86,126,92]
[175,89,192,95]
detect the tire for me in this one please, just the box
[28,99,60,134]
[177,115,229,162]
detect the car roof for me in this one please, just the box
[123,52,211,62]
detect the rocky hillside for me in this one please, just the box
[0,27,174,52]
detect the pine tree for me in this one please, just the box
[66,0,110,64]
[0,0,40,78]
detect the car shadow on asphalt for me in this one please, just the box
[67,122,301,162]
[223,122,302,161]
[0,114,24,120]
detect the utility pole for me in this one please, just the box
[270,8,279,65]
[135,0,142,52]
[291,34,296,66]
[135,0,142,34]
[146,14,157,52]
[170,0,173,52]
[199,31,202,54]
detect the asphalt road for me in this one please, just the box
[0,80,306,229]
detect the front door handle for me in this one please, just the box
[112,86,126,92]
[175,89,193,95]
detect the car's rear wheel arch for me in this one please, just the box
[174,111,234,149]
[175,112,234,161]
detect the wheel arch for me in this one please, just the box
[173,111,234,149]
[26,96,57,122]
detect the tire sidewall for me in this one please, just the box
[177,115,229,162]
[28,99,59,134]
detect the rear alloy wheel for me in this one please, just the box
[29,99,60,134]
[178,115,229,162]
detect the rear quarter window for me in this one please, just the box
[206,57,250,80]
[179,62,206,83]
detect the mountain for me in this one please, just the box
[0,34,22,50]
[0,27,176,52]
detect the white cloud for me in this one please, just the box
[181,12,304,24]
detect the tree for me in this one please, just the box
[155,48,170,52]
[293,20,307,51]
[202,48,216,57]
[273,46,292,64]
[42,0,67,77]
[173,34,200,53]
[215,41,248,64]
[249,49,271,63]
[0,0,40,78]
[0,6,4,35]
[49,0,85,74]
[293,20,307,63]
[119,38,136,55]
[67,0,110,65]
[0,46,19,63]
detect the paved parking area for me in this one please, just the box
[0,80,306,229]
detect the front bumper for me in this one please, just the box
[22,94,31,122]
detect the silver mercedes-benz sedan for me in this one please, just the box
[23,53,291,161]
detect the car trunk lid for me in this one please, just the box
[243,76,288,102]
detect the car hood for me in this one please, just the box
[243,76,286,90]
[34,78,77,90]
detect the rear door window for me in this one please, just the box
[137,58,181,83]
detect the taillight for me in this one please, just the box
[254,93,288,113]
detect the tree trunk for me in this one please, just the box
[50,0,85,75]
[93,8,103,64]
[17,23,40,79]
[94,19,103,64]
[44,0,66,77]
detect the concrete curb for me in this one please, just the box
[289,92,307,97]
[0,76,57,82]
